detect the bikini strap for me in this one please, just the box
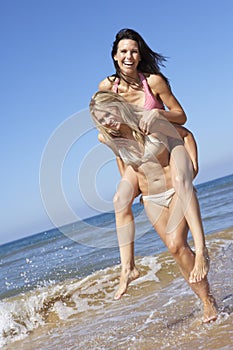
[138,72,164,110]
[138,72,149,91]
[113,77,120,93]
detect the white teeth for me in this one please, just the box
[110,120,117,126]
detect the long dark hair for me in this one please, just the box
[110,28,169,86]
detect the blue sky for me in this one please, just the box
[1,0,233,244]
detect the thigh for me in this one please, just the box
[170,144,193,180]
[144,195,188,246]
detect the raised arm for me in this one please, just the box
[140,109,183,140]
[138,75,187,135]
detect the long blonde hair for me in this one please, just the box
[89,91,145,145]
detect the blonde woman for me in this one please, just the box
[90,91,217,323]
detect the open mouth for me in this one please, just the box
[123,61,134,66]
[106,119,119,129]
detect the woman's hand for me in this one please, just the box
[139,109,162,134]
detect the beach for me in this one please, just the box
[1,174,233,349]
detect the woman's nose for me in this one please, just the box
[103,116,111,125]
[126,51,132,58]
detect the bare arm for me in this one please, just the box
[142,110,183,139]
[98,78,113,91]
[140,111,199,177]
[149,74,187,124]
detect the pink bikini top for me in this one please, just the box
[113,72,164,110]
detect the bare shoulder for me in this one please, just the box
[147,74,168,91]
[98,76,116,91]
[98,133,106,143]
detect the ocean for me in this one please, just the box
[0,174,233,349]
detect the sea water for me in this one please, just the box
[0,174,233,349]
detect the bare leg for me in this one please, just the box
[169,144,209,283]
[144,197,218,323]
[113,166,140,299]
[114,239,140,300]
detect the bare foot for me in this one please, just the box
[189,248,210,284]
[202,295,218,324]
[114,267,140,300]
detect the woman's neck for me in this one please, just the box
[119,72,142,88]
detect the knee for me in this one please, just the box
[166,238,185,257]
[172,173,192,193]
[113,191,132,214]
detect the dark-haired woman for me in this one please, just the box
[98,28,207,301]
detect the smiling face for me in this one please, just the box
[114,39,141,76]
[94,107,122,133]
